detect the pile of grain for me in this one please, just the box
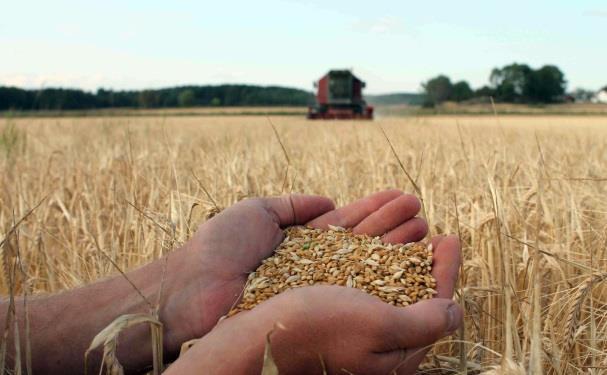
[229,225,437,315]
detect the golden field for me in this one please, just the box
[1,114,607,373]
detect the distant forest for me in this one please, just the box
[366,93,425,106]
[1,63,594,111]
[0,85,314,111]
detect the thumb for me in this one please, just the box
[262,194,335,227]
[383,298,463,350]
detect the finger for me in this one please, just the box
[306,189,403,229]
[430,235,446,249]
[379,235,462,374]
[263,195,335,228]
[352,194,421,236]
[380,217,428,244]
[377,298,463,351]
[430,235,461,299]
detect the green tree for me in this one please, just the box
[489,63,532,102]
[474,85,495,98]
[0,84,313,110]
[178,89,196,107]
[489,63,567,103]
[525,65,566,103]
[138,90,159,108]
[422,75,453,106]
[570,88,595,102]
[451,81,473,102]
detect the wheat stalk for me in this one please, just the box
[3,114,607,372]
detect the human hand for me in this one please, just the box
[160,190,427,354]
[165,235,462,375]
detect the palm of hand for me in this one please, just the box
[189,190,427,319]
[255,284,460,375]
[166,190,461,374]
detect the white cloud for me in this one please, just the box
[585,9,607,17]
[352,16,404,35]
[0,73,118,91]
[210,69,247,83]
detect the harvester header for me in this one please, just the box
[307,70,373,120]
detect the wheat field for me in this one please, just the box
[1,114,607,373]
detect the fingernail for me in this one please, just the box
[446,303,462,334]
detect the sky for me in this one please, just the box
[1,0,606,94]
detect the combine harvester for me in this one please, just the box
[307,70,373,120]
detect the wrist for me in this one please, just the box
[156,244,244,357]
[165,306,276,374]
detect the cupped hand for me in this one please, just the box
[166,235,462,375]
[161,190,427,353]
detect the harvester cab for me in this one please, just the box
[307,70,373,120]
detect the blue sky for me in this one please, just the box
[1,0,606,94]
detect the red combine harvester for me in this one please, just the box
[307,70,373,120]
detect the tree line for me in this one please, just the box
[422,63,568,106]
[0,85,314,111]
[0,63,593,111]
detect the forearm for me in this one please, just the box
[1,237,259,374]
[1,258,167,374]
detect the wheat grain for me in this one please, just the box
[229,226,436,315]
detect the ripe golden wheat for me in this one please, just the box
[1,114,607,373]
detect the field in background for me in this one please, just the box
[1,114,607,373]
[377,102,607,117]
[0,106,308,118]
[3,102,607,119]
